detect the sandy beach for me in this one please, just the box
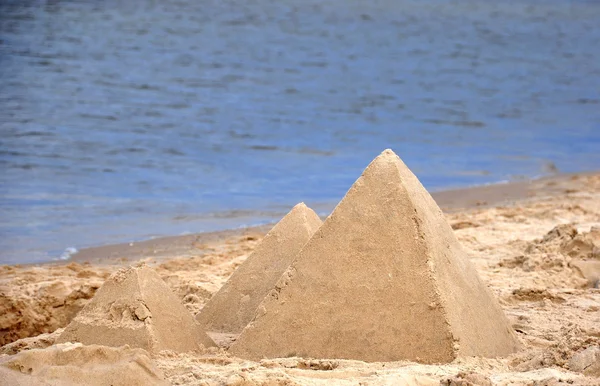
[1,171,599,385]
[3,1,600,384]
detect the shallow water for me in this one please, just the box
[1,0,599,263]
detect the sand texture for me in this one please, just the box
[0,263,111,346]
[0,343,167,385]
[196,203,322,334]
[56,265,215,352]
[231,150,519,363]
[1,171,600,384]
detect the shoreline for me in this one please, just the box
[68,170,595,265]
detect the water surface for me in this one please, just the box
[1,0,599,263]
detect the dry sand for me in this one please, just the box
[1,171,599,385]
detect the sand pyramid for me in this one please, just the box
[196,203,322,334]
[57,265,216,352]
[230,149,519,363]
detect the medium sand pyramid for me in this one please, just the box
[57,265,216,352]
[196,203,322,334]
[230,149,520,363]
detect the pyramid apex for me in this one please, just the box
[380,148,397,157]
[377,148,399,159]
[366,149,401,169]
[290,202,321,221]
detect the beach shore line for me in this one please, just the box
[71,171,596,264]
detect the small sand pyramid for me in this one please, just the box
[196,203,322,334]
[57,265,216,352]
[230,149,519,363]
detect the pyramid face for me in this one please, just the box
[230,149,519,363]
[58,266,216,352]
[196,203,322,334]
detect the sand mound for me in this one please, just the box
[196,203,322,334]
[521,224,600,287]
[569,346,600,377]
[1,329,63,356]
[57,265,215,352]
[562,226,600,259]
[0,343,167,386]
[524,224,600,261]
[230,149,519,363]
[563,227,600,287]
[0,263,107,346]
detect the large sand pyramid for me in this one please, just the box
[230,149,520,363]
[57,265,216,352]
[196,203,322,334]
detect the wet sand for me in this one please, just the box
[1,172,599,385]
[72,172,593,264]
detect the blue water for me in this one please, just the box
[1,0,599,264]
